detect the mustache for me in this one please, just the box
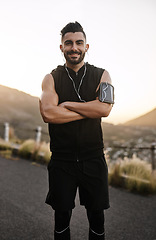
[67,50,81,55]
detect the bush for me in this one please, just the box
[120,158,151,180]
[109,163,123,187]
[35,142,51,164]
[18,139,36,159]
[0,138,12,151]
[109,157,156,194]
[18,139,51,164]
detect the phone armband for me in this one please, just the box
[99,82,114,104]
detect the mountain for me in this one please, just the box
[124,108,156,127]
[0,85,49,141]
[0,84,155,141]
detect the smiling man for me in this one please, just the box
[40,22,114,240]
[61,32,87,66]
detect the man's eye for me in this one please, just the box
[65,42,71,45]
[77,42,83,45]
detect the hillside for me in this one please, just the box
[124,108,156,127]
[0,84,155,142]
[0,85,48,141]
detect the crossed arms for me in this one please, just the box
[39,70,113,124]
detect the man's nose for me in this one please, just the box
[71,43,78,51]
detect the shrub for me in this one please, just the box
[13,139,51,164]
[18,139,36,159]
[109,157,156,194]
[35,142,51,164]
[0,138,12,151]
[109,163,123,187]
[120,158,151,180]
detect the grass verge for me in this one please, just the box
[0,138,51,165]
[109,157,156,194]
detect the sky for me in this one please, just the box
[0,0,156,124]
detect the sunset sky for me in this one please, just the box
[0,0,155,124]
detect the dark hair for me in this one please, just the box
[61,21,86,39]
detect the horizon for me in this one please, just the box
[0,0,156,125]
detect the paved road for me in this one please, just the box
[0,156,156,240]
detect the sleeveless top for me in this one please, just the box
[48,63,105,161]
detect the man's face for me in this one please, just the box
[60,32,88,65]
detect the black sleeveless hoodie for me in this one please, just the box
[48,63,105,161]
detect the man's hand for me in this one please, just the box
[58,70,113,119]
[58,102,69,108]
[59,100,112,119]
[40,69,113,123]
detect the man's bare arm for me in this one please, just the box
[39,74,85,124]
[60,70,113,119]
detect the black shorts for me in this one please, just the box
[45,154,110,211]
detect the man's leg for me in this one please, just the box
[87,210,105,240]
[54,210,72,240]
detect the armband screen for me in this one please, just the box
[98,82,114,104]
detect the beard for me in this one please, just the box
[63,50,86,65]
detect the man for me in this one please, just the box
[40,22,114,240]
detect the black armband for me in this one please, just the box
[99,82,114,104]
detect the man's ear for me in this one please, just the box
[85,44,89,52]
[60,44,63,52]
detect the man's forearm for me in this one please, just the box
[60,100,112,118]
[40,101,85,124]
